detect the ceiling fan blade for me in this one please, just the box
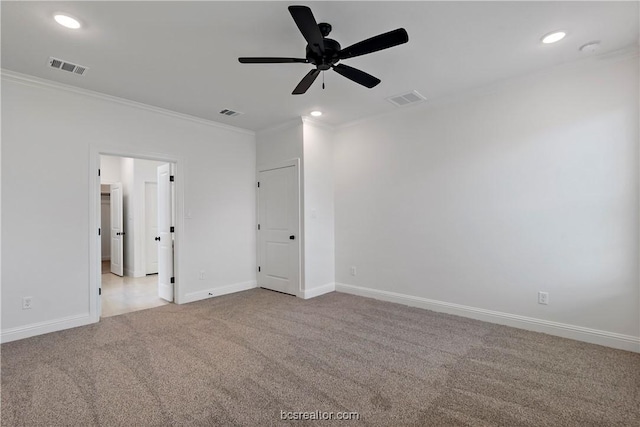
[332,64,381,88]
[288,5,325,54]
[337,28,409,60]
[238,57,308,64]
[292,69,321,95]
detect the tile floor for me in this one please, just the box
[101,261,169,317]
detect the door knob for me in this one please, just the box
[289,235,295,240]
[155,236,161,241]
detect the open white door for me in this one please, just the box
[157,164,173,301]
[145,182,158,274]
[258,165,299,296]
[110,183,124,276]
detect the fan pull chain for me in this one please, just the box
[322,72,325,89]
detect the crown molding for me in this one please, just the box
[256,117,304,135]
[1,69,255,136]
[336,45,640,132]
[301,116,336,132]
[256,116,336,137]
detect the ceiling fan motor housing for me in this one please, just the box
[306,37,341,70]
[238,5,409,94]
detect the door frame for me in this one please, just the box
[256,158,304,297]
[89,145,183,322]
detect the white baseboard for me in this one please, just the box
[335,283,640,353]
[301,282,335,299]
[1,314,95,344]
[182,280,257,304]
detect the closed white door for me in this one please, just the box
[145,182,158,274]
[110,183,124,276]
[157,164,173,301]
[258,165,299,296]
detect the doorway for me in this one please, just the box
[98,155,176,317]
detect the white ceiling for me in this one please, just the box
[2,1,638,131]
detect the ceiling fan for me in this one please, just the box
[238,5,409,95]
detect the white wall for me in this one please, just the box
[334,54,639,350]
[256,119,303,167]
[256,118,336,297]
[100,155,121,184]
[256,120,304,293]
[302,120,335,295]
[1,72,256,340]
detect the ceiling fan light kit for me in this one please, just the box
[238,5,409,95]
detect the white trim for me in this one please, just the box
[301,116,336,132]
[335,283,640,353]
[257,158,301,173]
[256,117,303,135]
[257,116,335,136]
[301,282,335,299]
[182,281,257,304]
[1,314,93,344]
[91,147,185,325]
[336,46,640,131]
[1,69,255,136]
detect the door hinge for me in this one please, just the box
[170,226,175,232]
[170,277,175,284]
[257,182,260,188]
[98,288,102,296]
[98,228,101,236]
[98,169,101,177]
[170,175,175,182]
[258,266,261,272]
[257,224,260,230]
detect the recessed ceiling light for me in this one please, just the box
[54,14,81,29]
[541,31,566,44]
[310,111,322,117]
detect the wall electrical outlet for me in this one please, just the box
[199,270,205,280]
[22,297,33,310]
[350,266,357,276]
[538,291,549,305]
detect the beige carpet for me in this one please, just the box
[1,289,639,426]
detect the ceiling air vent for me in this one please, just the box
[386,90,426,107]
[219,109,243,117]
[48,57,88,76]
